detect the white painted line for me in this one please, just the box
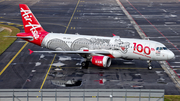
[51,62,65,67]
[134,74,141,76]
[148,36,180,38]
[15,41,27,42]
[162,9,167,12]
[35,62,41,66]
[172,62,180,63]
[171,66,180,68]
[123,62,134,64]
[116,0,147,40]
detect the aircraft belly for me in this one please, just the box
[112,51,121,58]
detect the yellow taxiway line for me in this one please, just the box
[0,42,28,75]
[40,54,56,89]
[40,0,81,89]
[64,0,81,34]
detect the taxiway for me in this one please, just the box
[0,0,180,95]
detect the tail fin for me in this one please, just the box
[19,4,48,39]
[18,4,48,46]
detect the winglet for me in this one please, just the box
[112,33,116,36]
[28,49,33,54]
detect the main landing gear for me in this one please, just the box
[80,55,90,69]
[147,60,152,70]
[81,61,89,69]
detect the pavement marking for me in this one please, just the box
[119,0,180,88]
[0,0,4,3]
[77,27,134,29]
[40,54,56,89]
[77,10,81,12]
[1,17,22,22]
[7,23,14,25]
[39,0,81,90]
[71,27,76,30]
[15,41,27,43]
[126,0,180,52]
[40,0,81,89]
[0,42,28,76]
[41,22,67,28]
[64,0,81,34]
[74,17,78,19]
[16,24,23,27]
[116,0,147,39]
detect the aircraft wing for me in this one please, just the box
[29,49,110,55]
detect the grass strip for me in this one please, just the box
[0,24,20,55]
[165,95,180,101]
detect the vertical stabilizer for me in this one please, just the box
[18,4,48,46]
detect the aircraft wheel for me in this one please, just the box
[81,61,89,69]
[147,60,152,70]
[148,66,152,70]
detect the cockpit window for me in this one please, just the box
[156,47,159,50]
[163,47,167,50]
[156,47,168,50]
[160,47,163,50]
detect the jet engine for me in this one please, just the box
[91,56,111,67]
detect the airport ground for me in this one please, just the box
[0,0,180,95]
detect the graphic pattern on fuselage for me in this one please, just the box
[46,37,130,54]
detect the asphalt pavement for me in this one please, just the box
[0,0,179,95]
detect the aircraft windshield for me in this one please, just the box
[163,47,167,50]
[156,47,168,50]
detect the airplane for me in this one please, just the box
[15,4,175,70]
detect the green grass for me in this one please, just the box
[165,95,180,101]
[0,24,20,55]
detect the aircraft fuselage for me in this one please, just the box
[41,33,174,61]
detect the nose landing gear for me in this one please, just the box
[147,60,152,70]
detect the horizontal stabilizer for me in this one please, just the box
[28,49,34,54]
[4,36,33,39]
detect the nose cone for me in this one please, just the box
[167,50,175,60]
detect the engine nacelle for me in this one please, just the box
[91,56,111,67]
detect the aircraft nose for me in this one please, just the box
[167,50,175,60]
